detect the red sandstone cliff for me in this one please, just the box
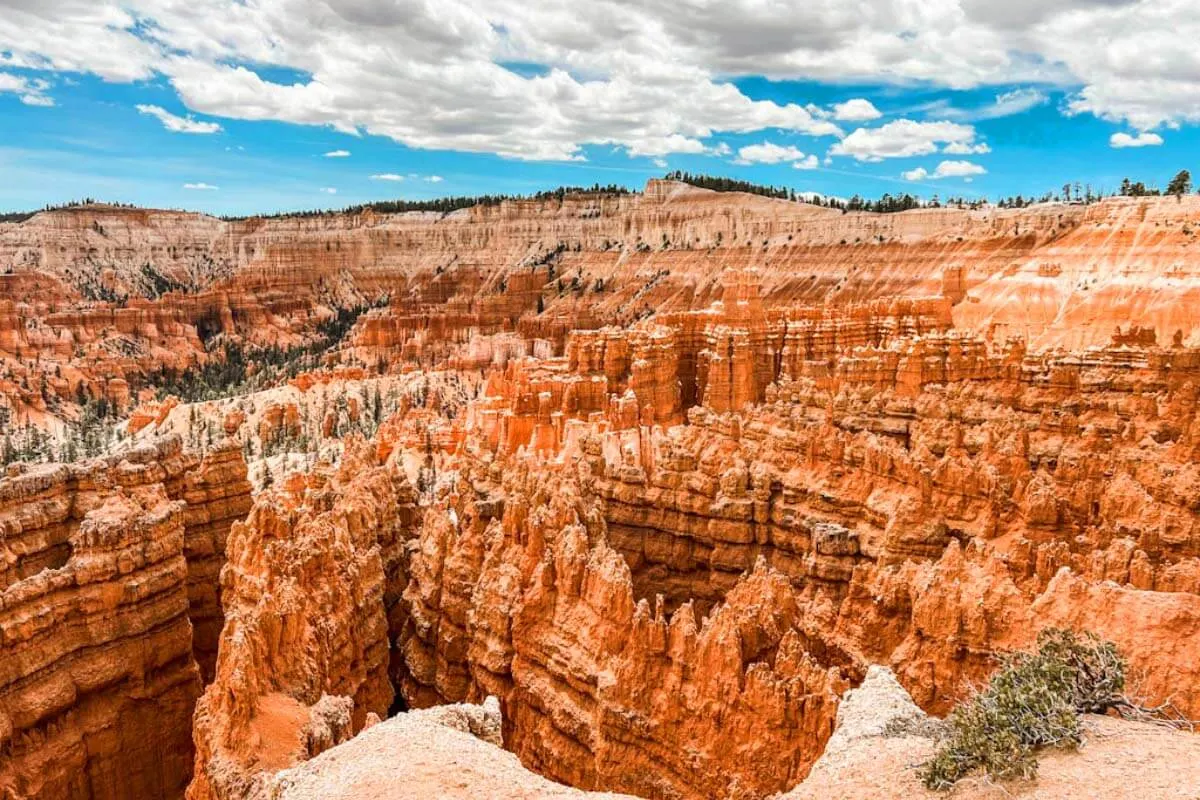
[187,441,419,800]
[0,437,250,800]
[6,183,1200,799]
[6,185,1200,434]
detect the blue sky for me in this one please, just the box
[1,1,1197,216]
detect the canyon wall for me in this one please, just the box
[188,440,419,800]
[6,184,1200,799]
[377,263,1200,797]
[0,437,249,800]
[399,457,851,799]
[6,185,1200,431]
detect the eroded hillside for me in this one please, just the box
[2,182,1200,799]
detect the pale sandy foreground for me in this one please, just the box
[268,702,637,800]
[271,669,1200,800]
[783,666,1200,800]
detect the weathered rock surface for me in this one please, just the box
[8,184,1200,800]
[187,441,419,800]
[7,185,1200,431]
[0,437,250,800]
[269,699,638,800]
[382,261,1200,796]
[399,459,851,799]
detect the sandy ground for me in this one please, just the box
[784,667,1200,800]
[269,706,637,800]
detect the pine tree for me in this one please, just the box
[1167,170,1192,197]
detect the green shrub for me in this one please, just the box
[921,629,1125,790]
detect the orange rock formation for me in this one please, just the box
[187,440,419,800]
[0,437,249,799]
[5,184,1200,800]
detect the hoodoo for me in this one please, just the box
[4,179,1200,799]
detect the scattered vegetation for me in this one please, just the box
[1167,170,1192,197]
[664,170,794,200]
[140,263,189,299]
[0,198,140,224]
[149,301,384,402]
[1,396,125,467]
[219,184,631,221]
[664,169,1200,214]
[920,629,1126,790]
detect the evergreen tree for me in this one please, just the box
[1168,170,1192,197]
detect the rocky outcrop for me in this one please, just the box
[187,441,419,800]
[400,460,852,799]
[0,437,249,800]
[383,286,1200,797]
[268,698,638,800]
[784,666,1200,800]
[10,184,1200,800]
[9,186,1200,436]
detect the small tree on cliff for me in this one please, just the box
[922,629,1126,790]
[1167,170,1192,197]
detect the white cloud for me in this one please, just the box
[941,88,1048,122]
[370,173,405,182]
[0,0,848,162]
[182,182,218,190]
[136,103,221,134]
[652,157,668,168]
[425,175,444,183]
[320,187,337,194]
[324,149,350,157]
[793,154,819,169]
[832,98,881,121]
[1110,131,1163,148]
[831,119,982,161]
[735,141,809,164]
[0,72,54,106]
[932,160,987,178]
[709,142,732,157]
[943,141,992,154]
[982,88,1047,118]
[4,1,1200,153]
[903,160,987,181]
[19,93,55,107]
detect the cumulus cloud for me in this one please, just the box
[3,1,1200,152]
[320,187,337,194]
[902,160,988,181]
[735,141,809,164]
[182,182,218,190]
[370,173,405,181]
[793,154,819,169]
[1110,131,1163,148]
[136,103,221,133]
[0,0,850,161]
[324,149,350,157]
[830,119,982,161]
[425,175,444,182]
[943,141,992,154]
[832,98,881,121]
[0,72,54,106]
